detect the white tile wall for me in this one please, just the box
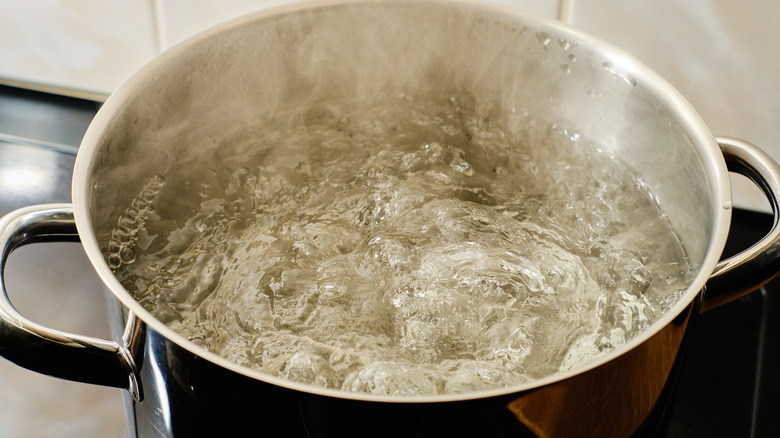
[0,0,158,100]
[156,0,301,48]
[568,0,780,211]
[0,1,561,99]
[157,0,560,47]
[156,0,560,50]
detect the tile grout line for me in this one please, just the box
[558,0,575,23]
[150,0,167,54]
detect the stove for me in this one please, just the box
[0,84,777,437]
[662,208,779,437]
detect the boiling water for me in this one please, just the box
[109,95,692,395]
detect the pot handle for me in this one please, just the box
[0,204,139,399]
[702,137,780,312]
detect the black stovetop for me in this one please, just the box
[663,208,779,437]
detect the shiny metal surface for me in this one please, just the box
[2,1,780,437]
[704,137,780,311]
[0,205,127,387]
[0,88,124,437]
[0,205,141,397]
[91,299,697,437]
[75,0,734,400]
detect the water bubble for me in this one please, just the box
[119,246,137,264]
[366,119,385,134]
[119,216,138,229]
[112,228,133,244]
[535,31,551,47]
[441,124,459,136]
[318,281,347,300]
[660,289,686,313]
[131,199,148,211]
[342,362,437,396]
[423,142,443,156]
[107,254,121,270]
[602,61,637,87]
[630,265,650,284]
[108,239,122,254]
[281,352,336,387]
[444,361,523,394]
[452,159,474,176]
[400,152,420,171]
[586,87,602,98]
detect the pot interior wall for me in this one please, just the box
[85,1,719,307]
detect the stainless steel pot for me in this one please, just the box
[2,1,780,436]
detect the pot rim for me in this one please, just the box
[72,0,731,403]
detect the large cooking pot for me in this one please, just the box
[2,1,780,436]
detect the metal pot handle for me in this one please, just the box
[0,204,139,399]
[703,137,780,311]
